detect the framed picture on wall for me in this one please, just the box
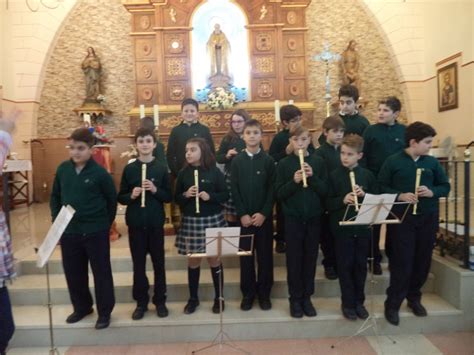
[437,62,458,112]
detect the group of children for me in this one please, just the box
[50,85,449,329]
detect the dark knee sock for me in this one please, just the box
[188,267,200,300]
[211,265,224,300]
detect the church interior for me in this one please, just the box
[0,0,473,354]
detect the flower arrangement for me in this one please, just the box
[206,87,236,110]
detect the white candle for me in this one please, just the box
[274,100,280,123]
[141,163,146,208]
[288,100,294,105]
[139,104,145,119]
[153,104,159,127]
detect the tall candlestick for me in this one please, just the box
[274,100,280,123]
[413,168,422,215]
[349,171,359,211]
[141,163,147,208]
[298,149,308,188]
[194,169,200,214]
[139,104,145,119]
[153,104,159,127]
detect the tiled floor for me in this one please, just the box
[7,332,474,355]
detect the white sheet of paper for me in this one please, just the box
[205,227,241,256]
[354,193,397,225]
[3,160,32,172]
[36,205,76,268]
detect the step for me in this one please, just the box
[9,265,435,305]
[10,293,464,348]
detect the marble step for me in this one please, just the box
[9,293,464,348]
[9,265,434,305]
[17,245,389,275]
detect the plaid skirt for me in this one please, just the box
[0,211,15,282]
[175,212,227,255]
[222,172,237,217]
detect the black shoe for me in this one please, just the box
[384,307,400,326]
[302,298,317,317]
[184,299,200,314]
[355,304,369,319]
[341,306,357,321]
[131,306,148,320]
[275,241,286,254]
[95,315,111,330]
[212,299,225,314]
[240,297,254,311]
[66,308,93,324]
[324,266,338,280]
[258,298,272,311]
[290,301,304,318]
[156,303,169,318]
[373,263,383,275]
[407,301,427,317]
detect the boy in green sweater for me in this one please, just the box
[231,119,275,311]
[363,96,406,274]
[318,84,369,144]
[269,105,314,253]
[50,128,117,330]
[379,122,450,326]
[166,98,215,176]
[327,134,378,320]
[139,116,168,167]
[314,115,345,280]
[276,125,327,318]
[118,128,172,320]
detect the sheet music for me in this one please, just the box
[36,205,76,268]
[205,227,241,256]
[355,193,397,224]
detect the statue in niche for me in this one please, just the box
[341,40,360,89]
[82,47,102,101]
[206,23,232,88]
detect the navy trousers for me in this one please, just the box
[239,218,274,300]
[128,226,167,307]
[60,230,115,317]
[0,286,15,353]
[385,212,437,310]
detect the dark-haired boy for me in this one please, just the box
[140,116,167,167]
[269,105,315,253]
[118,128,172,320]
[379,122,450,326]
[276,125,327,318]
[319,84,369,144]
[50,128,117,330]
[314,115,345,280]
[327,134,378,320]
[231,119,275,311]
[363,96,406,274]
[166,98,215,176]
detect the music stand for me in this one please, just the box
[186,227,254,354]
[331,194,411,349]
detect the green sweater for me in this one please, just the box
[166,121,215,176]
[327,165,378,236]
[50,158,117,234]
[276,154,328,221]
[269,129,315,163]
[314,142,341,174]
[174,165,228,217]
[362,122,405,175]
[216,135,246,173]
[318,112,370,144]
[230,150,275,218]
[118,158,172,228]
[152,141,168,168]
[378,151,450,214]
